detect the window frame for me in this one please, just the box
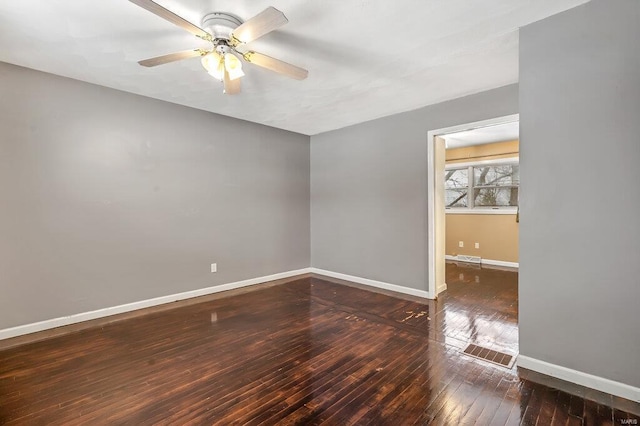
[445,157,519,215]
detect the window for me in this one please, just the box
[444,168,469,207]
[445,161,519,211]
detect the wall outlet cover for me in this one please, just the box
[211,263,217,273]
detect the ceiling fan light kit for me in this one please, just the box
[129,0,308,95]
[200,47,244,81]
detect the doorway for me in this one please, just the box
[427,114,521,361]
[427,114,519,298]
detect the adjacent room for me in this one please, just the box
[438,120,520,364]
[1,0,638,424]
[443,122,520,269]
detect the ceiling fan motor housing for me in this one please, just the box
[201,12,243,42]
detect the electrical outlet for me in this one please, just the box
[475,242,480,249]
[458,241,464,248]
[210,263,217,273]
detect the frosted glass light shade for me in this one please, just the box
[224,53,244,80]
[201,52,224,81]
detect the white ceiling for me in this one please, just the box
[0,0,589,135]
[444,121,519,149]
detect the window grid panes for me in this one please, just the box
[445,168,469,207]
[445,163,519,209]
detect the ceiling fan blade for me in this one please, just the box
[138,49,204,67]
[129,0,211,40]
[243,51,308,80]
[223,70,241,95]
[231,7,288,44]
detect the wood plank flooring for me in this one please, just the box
[1,264,638,424]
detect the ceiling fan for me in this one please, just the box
[129,0,309,95]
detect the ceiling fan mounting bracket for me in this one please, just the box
[201,12,243,42]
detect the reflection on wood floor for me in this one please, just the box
[1,264,638,424]
[441,262,519,356]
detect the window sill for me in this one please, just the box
[445,208,517,215]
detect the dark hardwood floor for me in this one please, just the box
[1,264,638,424]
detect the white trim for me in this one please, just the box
[310,268,432,299]
[427,114,519,298]
[437,283,448,294]
[518,355,640,403]
[0,268,312,341]
[446,208,517,215]
[445,255,519,269]
[483,258,519,268]
[445,157,519,170]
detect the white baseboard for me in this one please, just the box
[484,258,519,268]
[436,283,448,294]
[445,255,519,269]
[310,268,432,299]
[518,355,640,403]
[0,268,312,341]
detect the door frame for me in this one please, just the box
[426,113,519,298]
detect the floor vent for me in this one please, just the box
[456,255,481,264]
[462,343,515,368]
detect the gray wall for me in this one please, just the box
[311,85,518,291]
[519,0,640,387]
[0,62,310,330]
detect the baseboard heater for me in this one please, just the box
[455,255,482,264]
